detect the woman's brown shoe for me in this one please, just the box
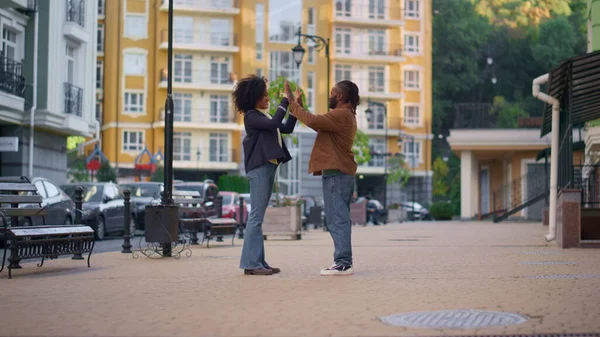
[244,268,274,275]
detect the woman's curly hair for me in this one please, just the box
[231,75,267,114]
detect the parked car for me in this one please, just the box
[400,201,429,220]
[220,191,248,222]
[61,182,137,240]
[122,182,163,230]
[240,193,251,213]
[173,180,219,218]
[3,177,76,226]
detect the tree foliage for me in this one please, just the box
[67,155,90,183]
[432,157,450,197]
[387,155,411,186]
[96,161,116,182]
[472,0,572,28]
[150,165,164,182]
[217,175,250,193]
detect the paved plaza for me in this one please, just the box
[1,221,600,337]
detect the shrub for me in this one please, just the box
[429,201,454,221]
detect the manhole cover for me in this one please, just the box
[521,251,563,255]
[520,261,576,265]
[389,239,421,242]
[526,274,600,279]
[379,310,528,329]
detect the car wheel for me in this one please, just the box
[129,216,137,237]
[95,216,106,241]
[63,216,73,226]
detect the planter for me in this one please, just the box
[263,205,302,240]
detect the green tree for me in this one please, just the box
[472,0,572,28]
[387,155,410,186]
[67,155,90,183]
[432,157,450,197]
[67,136,86,151]
[151,165,164,182]
[96,161,117,182]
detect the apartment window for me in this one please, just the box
[173,93,192,122]
[95,102,102,121]
[210,56,230,84]
[369,0,385,19]
[2,28,17,60]
[369,29,385,54]
[405,0,420,18]
[255,4,264,60]
[368,104,385,129]
[404,70,420,89]
[256,68,263,77]
[404,105,420,125]
[209,133,229,162]
[96,60,103,89]
[335,64,352,83]
[269,0,301,43]
[174,132,191,161]
[307,46,315,64]
[122,131,144,152]
[405,34,420,53]
[124,91,145,113]
[403,140,421,167]
[210,19,231,46]
[98,0,105,16]
[97,23,104,52]
[269,51,300,83]
[335,0,352,17]
[210,95,229,123]
[335,28,351,55]
[307,72,315,110]
[174,54,193,83]
[307,8,316,64]
[368,138,385,167]
[66,45,75,84]
[124,15,147,39]
[123,53,146,75]
[174,16,193,44]
[368,66,385,92]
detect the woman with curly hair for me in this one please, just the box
[232,75,300,276]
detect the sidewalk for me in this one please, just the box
[1,221,600,337]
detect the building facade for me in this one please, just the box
[0,0,99,184]
[97,0,432,205]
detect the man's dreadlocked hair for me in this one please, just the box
[231,75,268,114]
[335,80,360,114]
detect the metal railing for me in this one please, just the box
[173,146,237,163]
[492,170,548,216]
[159,108,235,124]
[572,165,600,208]
[453,102,544,129]
[0,56,25,98]
[64,82,83,117]
[162,29,238,47]
[334,42,404,58]
[159,68,234,85]
[66,0,85,26]
[333,3,404,21]
[164,0,240,9]
[333,76,402,94]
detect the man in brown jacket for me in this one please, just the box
[285,80,359,276]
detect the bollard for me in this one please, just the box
[121,189,132,253]
[72,186,85,260]
[215,195,224,242]
[237,196,245,239]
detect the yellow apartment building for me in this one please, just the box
[94,0,432,205]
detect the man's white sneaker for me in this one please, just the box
[320,264,353,276]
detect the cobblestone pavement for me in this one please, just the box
[1,221,600,337]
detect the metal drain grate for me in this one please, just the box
[521,251,564,255]
[379,310,528,329]
[526,274,600,279]
[388,239,421,242]
[520,261,576,265]
[203,256,235,260]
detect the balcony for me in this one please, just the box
[12,0,38,14]
[356,114,403,135]
[153,108,239,130]
[160,30,239,53]
[173,146,239,171]
[453,103,543,130]
[160,0,240,15]
[333,42,404,64]
[0,56,26,113]
[335,76,403,100]
[64,83,83,117]
[64,0,89,43]
[332,2,404,28]
[159,68,235,92]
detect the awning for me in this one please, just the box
[541,50,600,136]
[536,141,586,161]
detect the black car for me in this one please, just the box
[61,182,136,240]
[4,177,76,226]
[174,180,220,218]
[122,182,163,230]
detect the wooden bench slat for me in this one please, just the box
[173,198,202,205]
[0,176,30,183]
[0,183,38,192]
[209,218,237,225]
[173,190,201,197]
[8,225,94,237]
[3,208,46,217]
[0,195,43,203]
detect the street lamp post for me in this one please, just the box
[291,27,330,112]
[365,99,388,208]
[398,133,416,205]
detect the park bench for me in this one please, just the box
[0,177,95,279]
[201,195,237,248]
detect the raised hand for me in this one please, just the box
[284,80,294,102]
[295,86,302,104]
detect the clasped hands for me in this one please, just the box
[284,80,303,112]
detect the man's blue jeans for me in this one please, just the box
[322,171,355,267]
[239,163,277,270]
